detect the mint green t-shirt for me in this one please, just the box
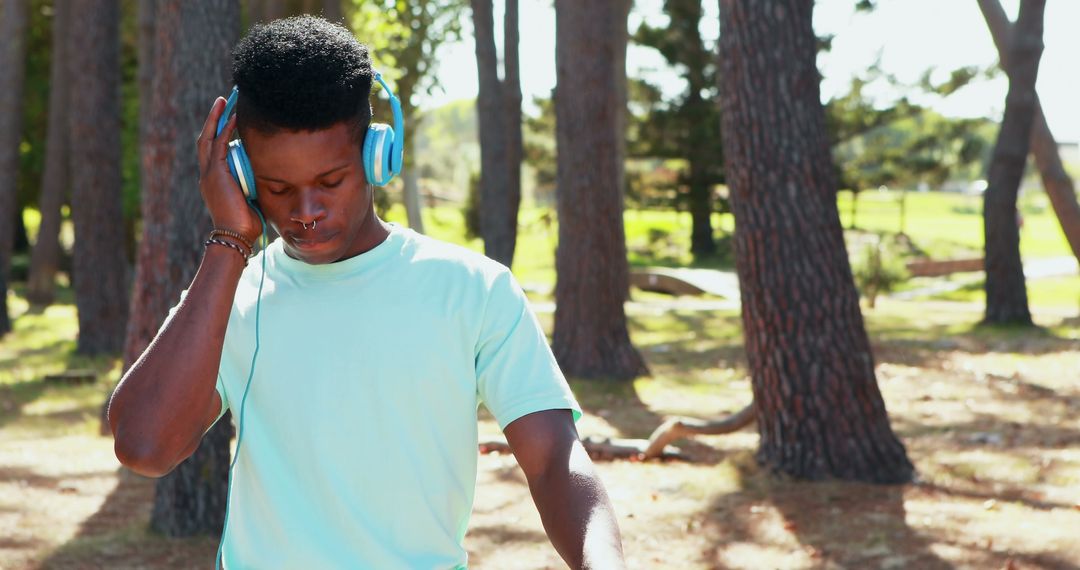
[202,223,580,568]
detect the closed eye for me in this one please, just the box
[323,177,345,188]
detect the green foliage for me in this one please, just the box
[522,96,557,205]
[628,0,726,212]
[851,235,910,308]
[463,170,481,240]
[826,64,996,192]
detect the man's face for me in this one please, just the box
[241,122,377,264]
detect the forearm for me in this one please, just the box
[108,245,244,476]
[528,440,625,570]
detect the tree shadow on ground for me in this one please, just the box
[38,468,217,569]
[699,455,953,569]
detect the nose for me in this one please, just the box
[289,187,326,228]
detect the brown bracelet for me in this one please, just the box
[205,238,250,265]
[208,228,255,251]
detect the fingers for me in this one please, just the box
[210,113,238,164]
[197,97,226,171]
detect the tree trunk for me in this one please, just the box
[0,0,29,336]
[717,0,913,483]
[392,68,425,234]
[471,0,512,266]
[121,0,239,537]
[27,1,71,307]
[68,0,130,354]
[682,0,716,258]
[982,0,1044,326]
[977,0,1080,265]
[552,0,647,381]
[322,0,342,23]
[503,0,523,266]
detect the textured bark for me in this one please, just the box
[982,0,1045,326]
[121,0,239,537]
[717,0,913,483]
[27,1,71,306]
[471,0,518,267]
[978,0,1080,264]
[552,0,647,381]
[0,0,29,335]
[68,0,130,354]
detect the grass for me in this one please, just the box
[922,274,1080,310]
[837,189,1072,260]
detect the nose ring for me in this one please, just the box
[301,220,316,231]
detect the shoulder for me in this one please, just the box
[397,227,514,290]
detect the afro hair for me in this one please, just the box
[232,15,373,142]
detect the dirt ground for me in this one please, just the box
[1,299,1078,569]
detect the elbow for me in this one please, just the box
[112,428,179,478]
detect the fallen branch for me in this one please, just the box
[642,403,756,460]
[479,435,686,461]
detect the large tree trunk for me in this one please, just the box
[27,1,71,307]
[471,0,513,266]
[982,0,1045,326]
[68,0,130,354]
[0,0,29,336]
[717,0,913,483]
[978,0,1079,265]
[122,0,239,537]
[552,0,647,381]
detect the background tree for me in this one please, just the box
[981,0,1044,326]
[26,1,70,306]
[68,0,130,354]
[0,0,29,336]
[350,0,467,234]
[552,0,647,381]
[471,0,522,267]
[717,0,913,483]
[633,0,724,257]
[121,0,240,536]
[978,0,1080,265]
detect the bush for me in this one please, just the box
[852,235,910,308]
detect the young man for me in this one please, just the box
[107,16,625,569]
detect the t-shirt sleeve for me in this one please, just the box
[474,269,582,431]
[159,289,231,431]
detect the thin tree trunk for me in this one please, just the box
[322,0,342,22]
[717,0,913,483]
[982,0,1045,326]
[552,0,647,381]
[396,75,425,234]
[472,0,512,266]
[0,0,29,335]
[977,0,1080,264]
[27,0,71,306]
[122,0,239,537]
[68,0,130,354]
[502,0,523,268]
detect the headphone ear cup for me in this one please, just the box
[227,140,258,202]
[363,123,396,187]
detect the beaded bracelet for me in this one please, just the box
[205,238,250,265]
[208,228,255,252]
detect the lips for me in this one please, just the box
[287,230,337,250]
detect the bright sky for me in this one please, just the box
[420,0,1079,142]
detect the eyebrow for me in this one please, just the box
[256,162,351,184]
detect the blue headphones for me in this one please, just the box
[214,70,405,199]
